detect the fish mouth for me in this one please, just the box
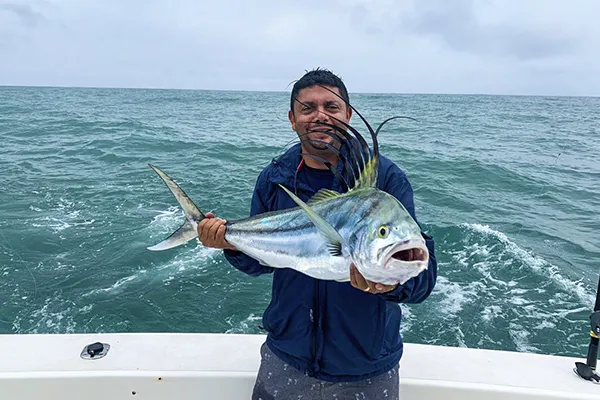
[381,239,429,267]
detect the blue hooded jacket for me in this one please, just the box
[223,142,437,382]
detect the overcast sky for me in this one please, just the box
[1,0,599,96]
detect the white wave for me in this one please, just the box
[455,326,467,348]
[79,304,93,314]
[32,217,95,233]
[224,313,262,334]
[509,296,528,306]
[12,295,77,334]
[82,273,141,297]
[83,243,218,297]
[534,320,556,330]
[462,223,595,305]
[481,305,502,322]
[508,322,541,353]
[399,304,413,333]
[32,218,72,232]
[29,195,95,233]
[145,206,188,243]
[149,206,181,226]
[429,222,595,353]
[446,242,516,289]
[157,245,218,276]
[434,276,478,315]
[509,288,528,295]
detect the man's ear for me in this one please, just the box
[288,109,296,131]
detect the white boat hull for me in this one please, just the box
[0,333,597,399]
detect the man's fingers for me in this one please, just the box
[215,220,227,243]
[217,224,227,245]
[195,213,234,249]
[365,280,378,293]
[209,219,226,244]
[350,265,359,288]
[198,219,208,243]
[352,266,369,291]
[376,283,392,291]
[208,220,221,243]
[350,265,379,292]
[352,266,376,292]
[349,264,399,294]
[199,218,218,245]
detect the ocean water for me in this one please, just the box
[0,86,598,360]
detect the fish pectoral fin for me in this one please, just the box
[307,189,341,205]
[326,242,343,257]
[278,184,344,257]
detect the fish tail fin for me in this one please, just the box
[147,219,199,251]
[147,164,205,251]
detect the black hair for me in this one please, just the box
[290,68,350,113]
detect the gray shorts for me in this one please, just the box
[251,342,400,400]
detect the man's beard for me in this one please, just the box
[302,135,342,156]
[306,138,330,151]
[302,125,343,150]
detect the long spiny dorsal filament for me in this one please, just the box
[290,89,419,192]
[299,153,349,192]
[315,85,380,188]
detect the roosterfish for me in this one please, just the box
[147,89,429,286]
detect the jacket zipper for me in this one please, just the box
[312,280,320,372]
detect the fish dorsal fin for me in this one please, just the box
[278,184,344,256]
[354,156,378,190]
[307,189,341,205]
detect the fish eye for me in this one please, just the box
[377,225,389,239]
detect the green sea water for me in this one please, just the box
[0,86,598,359]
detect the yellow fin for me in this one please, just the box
[307,189,341,205]
[354,157,378,189]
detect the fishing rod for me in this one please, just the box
[574,273,600,382]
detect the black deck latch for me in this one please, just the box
[80,341,110,360]
[87,342,104,357]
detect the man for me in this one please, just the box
[198,68,437,399]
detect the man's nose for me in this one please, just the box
[313,106,331,123]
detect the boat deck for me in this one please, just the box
[0,333,597,399]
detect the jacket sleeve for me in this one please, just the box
[378,165,438,304]
[222,172,275,277]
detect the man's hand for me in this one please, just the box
[197,212,237,251]
[350,264,398,294]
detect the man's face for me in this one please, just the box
[288,85,352,154]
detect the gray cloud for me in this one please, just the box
[0,2,45,27]
[0,0,598,96]
[403,0,577,61]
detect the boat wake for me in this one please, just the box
[400,222,594,357]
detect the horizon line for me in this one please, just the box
[1,83,598,99]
